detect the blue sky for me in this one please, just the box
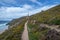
[0,0,60,20]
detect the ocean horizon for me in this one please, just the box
[0,21,9,34]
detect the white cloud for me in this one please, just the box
[0,0,17,4]
[0,7,27,19]
[6,4,33,13]
[6,7,26,13]
[0,0,19,6]
[0,4,33,20]
[29,4,57,15]
[23,4,33,10]
[0,4,57,20]
[30,0,38,3]
[40,5,57,11]
[30,0,42,5]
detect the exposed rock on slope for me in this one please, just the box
[42,29,60,40]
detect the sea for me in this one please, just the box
[0,21,9,34]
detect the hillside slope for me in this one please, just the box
[0,17,27,40]
[30,5,60,25]
[0,5,60,40]
[28,5,60,40]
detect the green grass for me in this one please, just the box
[29,5,60,24]
[27,5,60,40]
[0,5,60,40]
[28,22,50,40]
[0,17,27,40]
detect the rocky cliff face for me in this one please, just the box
[42,29,60,40]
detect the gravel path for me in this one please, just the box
[40,24,60,32]
[22,21,29,40]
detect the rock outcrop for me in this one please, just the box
[43,29,60,40]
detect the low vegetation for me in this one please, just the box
[0,17,27,40]
[28,21,50,40]
[0,5,60,40]
[29,5,60,25]
[27,5,60,40]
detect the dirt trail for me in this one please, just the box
[22,21,29,40]
[45,24,60,32]
[40,24,60,32]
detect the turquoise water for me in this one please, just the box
[0,23,8,33]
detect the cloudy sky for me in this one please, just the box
[0,0,60,20]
